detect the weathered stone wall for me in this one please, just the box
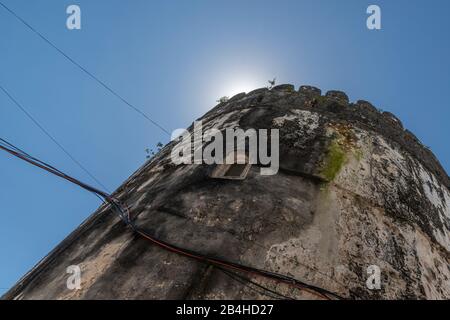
[3,85,449,300]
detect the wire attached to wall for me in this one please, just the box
[0,137,345,300]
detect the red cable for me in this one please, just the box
[0,142,338,300]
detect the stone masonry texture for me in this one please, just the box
[3,85,449,300]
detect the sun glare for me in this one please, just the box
[223,78,264,98]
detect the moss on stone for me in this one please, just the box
[353,149,363,161]
[314,95,329,106]
[320,139,346,182]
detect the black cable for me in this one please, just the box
[0,84,109,192]
[217,267,295,300]
[0,137,345,300]
[0,137,67,177]
[0,139,110,199]
[128,221,343,300]
[0,1,170,136]
[249,240,356,298]
[0,137,343,299]
[157,205,356,298]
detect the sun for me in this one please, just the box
[223,78,263,98]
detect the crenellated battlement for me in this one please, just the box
[4,82,449,301]
[206,84,449,189]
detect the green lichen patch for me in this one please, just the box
[317,123,365,182]
[313,95,329,106]
[353,149,364,161]
[320,139,346,182]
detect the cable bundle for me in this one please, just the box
[0,137,345,300]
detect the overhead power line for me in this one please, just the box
[0,1,170,136]
[0,84,109,192]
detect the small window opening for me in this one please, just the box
[210,151,251,180]
[224,164,248,177]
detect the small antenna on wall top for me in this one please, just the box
[268,78,276,89]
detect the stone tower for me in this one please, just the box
[3,85,449,300]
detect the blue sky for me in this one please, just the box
[0,0,449,294]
